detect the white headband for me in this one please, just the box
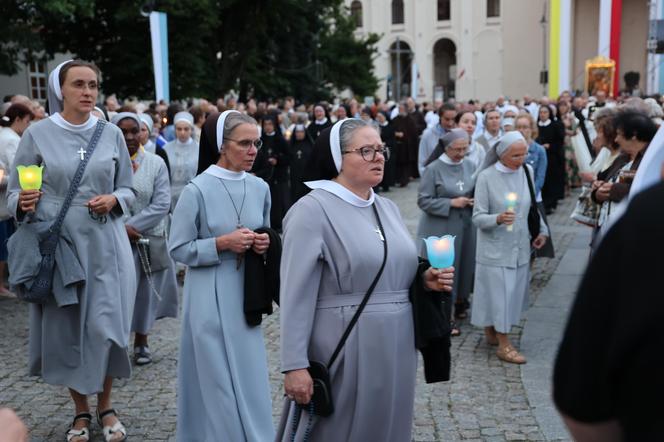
[216,110,240,152]
[330,120,345,172]
[50,59,73,101]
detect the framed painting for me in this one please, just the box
[585,56,616,96]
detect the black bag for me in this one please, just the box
[9,120,106,303]
[306,204,388,417]
[522,164,541,240]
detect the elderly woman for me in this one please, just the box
[278,118,454,441]
[112,113,178,366]
[591,109,658,242]
[8,60,135,441]
[417,128,477,332]
[163,111,198,210]
[168,111,274,441]
[471,132,549,364]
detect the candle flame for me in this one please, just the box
[506,192,518,202]
[434,238,450,252]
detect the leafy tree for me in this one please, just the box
[1,0,380,102]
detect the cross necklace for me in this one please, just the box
[219,179,248,269]
[77,147,87,161]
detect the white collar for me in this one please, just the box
[175,137,194,146]
[305,180,375,207]
[203,164,247,180]
[495,162,519,174]
[50,113,98,132]
[538,119,551,127]
[439,153,463,165]
[315,118,328,125]
[264,131,276,136]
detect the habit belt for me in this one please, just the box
[316,289,409,309]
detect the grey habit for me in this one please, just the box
[278,184,419,442]
[7,114,136,394]
[163,137,198,210]
[416,154,477,304]
[126,149,178,334]
[170,167,275,442]
[470,161,548,333]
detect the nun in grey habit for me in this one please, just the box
[417,128,478,322]
[163,111,198,211]
[470,132,549,364]
[169,111,274,441]
[278,119,454,442]
[7,60,136,441]
[111,112,178,366]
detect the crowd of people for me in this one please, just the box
[1,57,663,441]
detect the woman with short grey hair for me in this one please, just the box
[278,118,454,441]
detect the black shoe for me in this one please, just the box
[133,346,152,365]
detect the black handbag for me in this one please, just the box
[306,204,388,417]
[8,120,106,303]
[522,164,541,240]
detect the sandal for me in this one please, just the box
[96,409,127,442]
[496,345,527,364]
[450,321,461,337]
[133,345,152,366]
[65,412,92,442]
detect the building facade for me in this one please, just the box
[347,0,653,102]
[0,54,72,103]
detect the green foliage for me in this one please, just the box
[0,0,380,101]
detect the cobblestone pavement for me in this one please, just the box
[0,181,581,441]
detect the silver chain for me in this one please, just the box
[136,238,163,301]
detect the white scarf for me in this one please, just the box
[203,164,246,181]
[305,180,375,207]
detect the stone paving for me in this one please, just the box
[0,181,582,441]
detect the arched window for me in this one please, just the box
[392,0,404,25]
[437,0,450,21]
[351,1,363,28]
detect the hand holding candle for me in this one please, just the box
[17,165,43,191]
[505,192,518,232]
[17,165,44,213]
[424,235,456,269]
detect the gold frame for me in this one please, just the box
[585,56,616,96]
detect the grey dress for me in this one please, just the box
[162,138,198,210]
[470,164,548,333]
[278,188,419,442]
[416,157,477,304]
[7,115,136,394]
[126,150,178,335]
[169,169,275,442]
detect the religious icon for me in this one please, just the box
[585,56,616,96]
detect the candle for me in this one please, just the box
[505,192,518,232]
[423,235,456,269]
[17,165,44,191]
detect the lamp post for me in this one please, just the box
[540,1,548,97]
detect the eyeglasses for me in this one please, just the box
[225,138,263,150]
[343,144,390,162]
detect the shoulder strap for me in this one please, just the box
[49,119,107,236]
[327,203,388,369]
[522,164,537,204]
